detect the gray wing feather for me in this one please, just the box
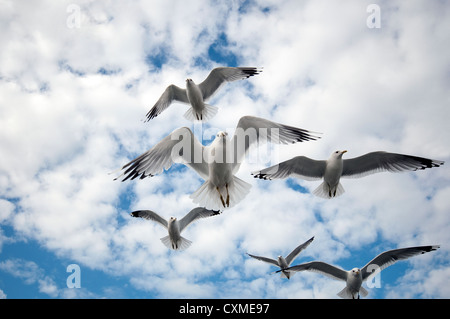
[199,67,262,101]
[284,261,348,282]
[178,207,221,232]
[231,116,321,170]
[342,152,444,178]
[247,253,280,267]
[145,84,189,121]
[252,157,326,181]
[115,127,209,181]
[361,245,440,281]
[130,210,168,229]
[285,236,315,265]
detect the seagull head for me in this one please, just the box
[331,150,347,159]
[216,131,229,139]
[350,267,361,277]
[169,217,177,224]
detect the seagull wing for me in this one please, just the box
[252,156,326,181]
[114,127,209,181]
[342,152,444,178]
[178,207,221,232]
[130,210,168,229]
[361,245,440,281]
[285,236,315,265]
[283,261,348,281]
[145,84,189,122]
[199,67,262,101]
[247,253,280,267]
[231,116,321,171]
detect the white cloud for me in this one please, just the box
[0,258,59,297]
[0,197,14,214]
[0,0,449,298]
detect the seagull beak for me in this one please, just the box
[342,150,347,154]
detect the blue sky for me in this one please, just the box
[1,0,450,299]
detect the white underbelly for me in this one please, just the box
[209,162,233,187]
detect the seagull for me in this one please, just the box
[252,150,444,198]
[278,245,440,299]
[115,116,320,210]
[130,207,220,250]
[247,236,314,279]
[144,67,262,122]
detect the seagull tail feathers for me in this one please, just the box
[190,176,251,211]
[337,287,353,299]
[160,235,192,251]
[313,182,345,199]
[183,104,218,122]
[360,287,369,297]
[337,286,368,299]
[280,270,292,279]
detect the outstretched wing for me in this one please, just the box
[145,84,189,122]
[114,127,209,181]
[361,245,440,281]
[283,261,348,282]
[199,67,262,101]
[130,210,168,229]
[342,152,444,178]
[252,156,326,181]
[178,207,221,232]
[247,253,279,267]
[285,236,315,265]
[231,116,321,171]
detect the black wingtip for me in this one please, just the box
[425,245,440,252]
[284,127,322,144]
[240,67,263,78]
[144,107,160,122]
[251,172,269,180]
[431,160,445,168]
[409,156,445,170]
[422,160,444,169]
[250,172,266,179]
[118,171,153,182]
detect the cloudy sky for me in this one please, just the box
[0,0,449,299]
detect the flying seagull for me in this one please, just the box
[115,116,320,210]
[144,67,262,122]
[130,207,220,250]
[252,150,444,198]
[247,236,314,279]
[278,245,440,299]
